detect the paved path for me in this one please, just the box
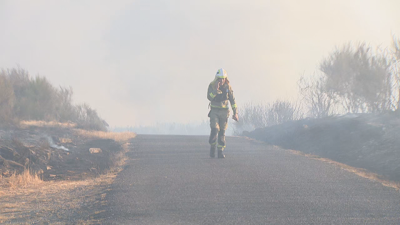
[104,135,400,224]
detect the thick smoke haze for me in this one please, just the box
[1,0,400,127]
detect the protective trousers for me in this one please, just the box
[208,108,229,151]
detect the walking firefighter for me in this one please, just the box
[207,68,239,158]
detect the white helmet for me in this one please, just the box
[215,68,228,79]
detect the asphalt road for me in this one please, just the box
[104,135,400,225]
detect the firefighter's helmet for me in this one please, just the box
[215,68,228,79]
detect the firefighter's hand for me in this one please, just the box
[215,82,220,90]
[232,114,239,122]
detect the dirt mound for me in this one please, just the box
[245,112,400,182]
[0,125,124,181]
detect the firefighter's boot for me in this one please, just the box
[217,148,225,158]
[210,145,216,158]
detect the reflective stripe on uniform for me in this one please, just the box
[217,145,226,148]
[209,93,216,98]
[210,104,228,109]
[211,142,217,146]
[231,104,237,108]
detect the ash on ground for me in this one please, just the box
[245,112,400,182]
[0,126,123,181]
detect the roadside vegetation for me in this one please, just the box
[0,68,108,131]
[235,35,400,133]
[0,70,136,223]
[0,120,136,224]
[239,35,400,185]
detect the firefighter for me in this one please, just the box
[207,68,238,158]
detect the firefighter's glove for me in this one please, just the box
[232,114,239,122]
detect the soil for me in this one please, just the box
[0,125,123,181]
[244,111,400,182]
[0,124,133,224]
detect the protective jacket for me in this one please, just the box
[207,82,237,115]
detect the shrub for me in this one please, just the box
[74,104,108,131]
[0,67,108,131]
[233,100,303,134]
[320,43,397,113]
[0,72,15,125]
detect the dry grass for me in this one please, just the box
[0,173,117,224]
[74,129,136,143]
[19,120,137,143]
[0,169,43,189]
[0,145,131,224]
[111,142,130,172]
[0,152,129,223]
[59,137,73,143]
[1,120,136,223]
[20,120,77,128]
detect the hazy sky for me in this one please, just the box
[1,0,400,127]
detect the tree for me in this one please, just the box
[320,43,396,113]
[394,36,400,61]
[298,74,336,118]
[266,100,302,126]
[392,35,400,110]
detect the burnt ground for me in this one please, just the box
[0,125,123,181]
[0,124,133,224]
[244,111,400,183]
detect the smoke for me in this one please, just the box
[45,136,69,152]
[1,0,400,127]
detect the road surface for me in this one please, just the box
[103,135,400,224]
